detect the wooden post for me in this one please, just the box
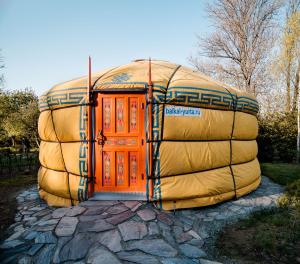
[87,56,94,197]
[148,58,153,199]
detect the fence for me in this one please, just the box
[0,152,39,178]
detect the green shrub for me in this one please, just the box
[0,147,11,154]
[258,112,297,162]
[279,179,300,209]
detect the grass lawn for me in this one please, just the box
[216,163,300,264]
[0,173,37,241]
[260,163,300,185]
[216,208,300,263]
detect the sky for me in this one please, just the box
[0,0,211,95]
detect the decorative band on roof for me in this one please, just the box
[39,84,259,115]
[164,86,258,115]
[39,87,88,111]
[236,99,259,114]
[94,82,147,90]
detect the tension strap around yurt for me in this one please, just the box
[229,100,238,199]
[222,87,238,199]
[150,65,182,207]
[49,109,74,206]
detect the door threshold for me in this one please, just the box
[91,192,147,201]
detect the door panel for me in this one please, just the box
[94,93,146,192]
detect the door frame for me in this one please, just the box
[91,90,148,194]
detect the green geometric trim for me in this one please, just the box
[39,87,87,111]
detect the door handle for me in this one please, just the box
[97,129,105,145]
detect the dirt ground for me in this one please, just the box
[0,173,37,241]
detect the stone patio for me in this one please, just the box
[0,176,284,264]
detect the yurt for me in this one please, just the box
[38,59,260,210]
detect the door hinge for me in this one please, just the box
[141,102,145,109]
[141,173,144,180]
[141,139,144,145]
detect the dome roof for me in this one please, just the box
[39,60,258,115]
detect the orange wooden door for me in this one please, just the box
[94,93,146,193]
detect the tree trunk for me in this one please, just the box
[35,137,40,148]
[296,61,300,163]
[286,61,292,112]
[297,99,300,163]
[292,61,300,112]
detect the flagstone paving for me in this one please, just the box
[0,176,284,264]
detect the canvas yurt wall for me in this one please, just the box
[38,60,260,209]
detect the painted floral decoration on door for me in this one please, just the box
[117,152,124,184]
[116,99,124,132]
[130,99,137,131]
[130,153,137,184]
[103,99,111,130]
[103,152,111,185]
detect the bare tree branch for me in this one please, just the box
[191,0,282,95]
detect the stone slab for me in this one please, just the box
[106,204,129,215]
[52,208,69,218]
[33,244,56,264]
[86,244,122,264]
[96,229,122,252]
[117,251,160,264]
[35,231,57,244]
[137,209,156,221]
[65,206,86,217]
[77,219,114,233]
[55,217,78,237]
[59,233,96,262]
[118,220,147,241]
[106,210,135,225]
[179,244,207,258]
[126,239,177,257]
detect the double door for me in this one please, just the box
[94,93,146,193]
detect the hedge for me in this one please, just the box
[257,112,298,163]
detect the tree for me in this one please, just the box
[288,1,300,112]
[0,88,39,148]
[2,112,26,147]
[296,88,300,163]
[190,0,282,95]
[276,0,300,112]
[286,9,300,163]
[18,100,40,147]
[276,0,300,162]
[0,49,4,88]
[0,91,11,144]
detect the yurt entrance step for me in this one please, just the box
[91,192,147,201]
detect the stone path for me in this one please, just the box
[0,176,284,264]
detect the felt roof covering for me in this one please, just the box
[39,59,259,116]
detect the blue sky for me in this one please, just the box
[0,0,211,95]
